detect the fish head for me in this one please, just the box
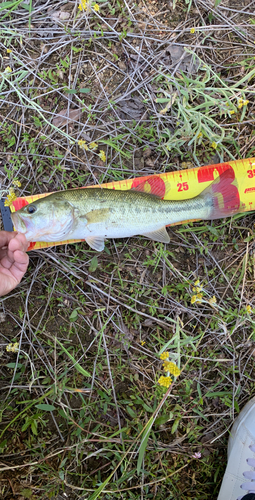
[11,195,76,242]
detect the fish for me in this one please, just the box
[11,170,240,252]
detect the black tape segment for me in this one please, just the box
[0,199,14,231]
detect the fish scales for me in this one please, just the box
[52,188,210,225]
[11,170,240,252]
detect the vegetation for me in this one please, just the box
[0,0,255,498]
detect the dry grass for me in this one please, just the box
[1,1,255,499]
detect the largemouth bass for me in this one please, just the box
[11,170,240,251]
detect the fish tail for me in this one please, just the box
[200,168,241,220]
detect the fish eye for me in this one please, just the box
[27,205,37,214]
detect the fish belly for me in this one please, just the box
[69,219,165,241]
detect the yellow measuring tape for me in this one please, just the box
[11,157,255,251]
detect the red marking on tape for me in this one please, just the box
[28,242,36,251]
[245,187,255,194]
[131,176,166,198]
[12,198,29,210]
[197,163,232,183]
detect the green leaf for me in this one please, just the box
[137,416,154,474]
[80,88,91,93]
[126,406,137,418]
[154,413,173,427]
[31,420,38,435]
[35,404,56,411]
[214,0,222,6]
[0,1,17,8]
[20,2,34,10]
[171,417,180,434]
[69,308,79,321]
[207,225,219,236]
[156,98,172,103]
[65,89,77,94]
[6,363,23,368]
[33,116,42,128]
[142,403,154,413]
[55,339,91,378]
[0,439,7,449]
[89,256,98,272]
[205,391,232,398]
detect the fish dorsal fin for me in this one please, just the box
[141,226,170,243]
[86,236,105,252]
[131,177,171,199]
[79,208,110,225]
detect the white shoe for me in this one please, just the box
[217,397,255,500]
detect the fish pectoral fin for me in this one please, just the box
[80,208,110,225]
[86,236,105,252]
[141,227,170,244]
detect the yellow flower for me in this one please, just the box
[4,190,17,207]
[6,342,19,353]
[237,98,244,109]
[78,0,88,11]
[4,66,12,73]
[246,305,252,314]
[141,340,145,346]
[162,360,171,371]
[12,179,21,187]
[163,361,181,377]
[160,352,169,360]
[211,142,217,149]
[93,3,100,11]
[78,139,89,150]
[192,280,202,293]
[197,132,203,138]
[243,100,249,106]
[190,27,195,34]
[89,142,98,149]
[7,49,12,53]
[191,293,203,305]
[158,376,172,388]
[209,295,217,306]
[99,150,106,162]
[191,295,197,304]
[229,110,235,115]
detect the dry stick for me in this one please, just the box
[239,235,249,312]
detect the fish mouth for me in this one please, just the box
[11,212,28,234]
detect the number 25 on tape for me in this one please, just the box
[177,182,189,192]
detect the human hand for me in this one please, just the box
[0,232,29,297]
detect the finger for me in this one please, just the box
[0,250,29,285]
[0,234,29,270]
[0,247,8,259]
[8,233,29,253]
[11,249,29,276]
[0,254,13,270]
[0,231,17,248]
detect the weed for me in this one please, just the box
[0,1,255,499]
